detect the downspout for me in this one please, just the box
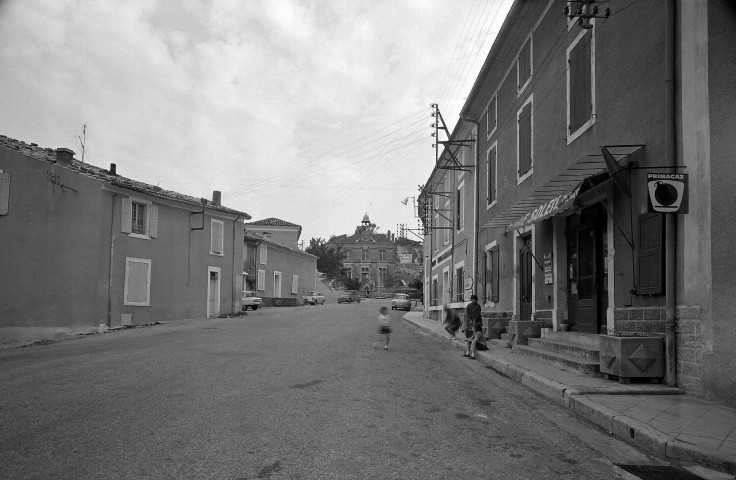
[664,0,677,386]
[107,193,117,327]
[232,215,241,314]
[461,115,480,298]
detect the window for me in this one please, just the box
[487,143,497,207]
[362,249,368,261]
[257,269,266,291]
[485,245,500,303]
[517,95,533,181]
[432,276,439,306]
[378,267,387,286]
[122,197,158,238]
[567,27,595,143]
[292,275,298,294]
[487,95,497,137]
[444,200,450,244]
[456,182,465,232]
[455,265,465,303]
[260,245,267,264]
[0,171,9,215]
[345,250,350,261]
[210,219,224,255]
[517,36,532,94]
[124,258,151,306]
[380,250,386,261]
[361,267,369,283]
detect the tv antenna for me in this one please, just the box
[79,124,87,163]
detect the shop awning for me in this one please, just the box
[483,145,643,232]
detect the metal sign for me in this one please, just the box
[647,173,688,214]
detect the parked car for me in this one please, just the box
[338,290,361,303]
[241,290,262,311]
[391,293,412,311]
[303,291,325,305]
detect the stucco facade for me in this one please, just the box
[418,0,736,407]
[0,136,250,331]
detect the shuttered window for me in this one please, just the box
[517,37,532,93]
[292,275,298,294]
[121,197,157,238]
[455,265,464,303]
[124,258,151,306]
[638,213,664,295]
[257,269,266,291]
[485,245,500,303]
[260,245,267,264]
[210,219,224,255]
[568,28,594,141]
[487,96,497,137]
[0,172,10,215]
[487,144,497,206]
[517,97,533,178]
[456,183,465,231]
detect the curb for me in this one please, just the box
[402,314,736,476]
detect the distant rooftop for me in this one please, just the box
[245,218,301,228]
[0,135,250,218]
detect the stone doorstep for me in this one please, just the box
[544,331,602,348]
[513,344,601,376]
[527,337,601,362]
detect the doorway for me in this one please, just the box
[273,271,282,298]
[566,204,607,333]
[207,267,220,318]
[519,233,533,321]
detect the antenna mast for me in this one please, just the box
[79,124,86,163]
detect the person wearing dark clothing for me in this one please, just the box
[443,304,461,338]
[462,295,487,359]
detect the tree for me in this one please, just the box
[305,237,346,280]
[343,277,361,291]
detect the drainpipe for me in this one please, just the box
[232,215,241,314]
[664,0,677,386]
[461,115,480,299]
[107,193,117,327]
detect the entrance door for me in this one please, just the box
[567,204,606,333]
[208,269,220,318]
[519,235,533,321]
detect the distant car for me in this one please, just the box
[338,290,361,304]
[391,293,412,311]
[241,290,262,311]
[303,291,325,305]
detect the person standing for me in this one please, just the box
[377,306,391,350]
[462,295,486,359]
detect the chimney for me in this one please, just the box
[212,190,221,206]
[55,148,75,165]
[109,163,117,176]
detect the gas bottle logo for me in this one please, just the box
[647,173,688,214]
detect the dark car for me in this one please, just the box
[338,290,361,303]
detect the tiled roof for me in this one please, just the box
[0,135,251,218]
[245,217,300,228]
[244,230,316,259]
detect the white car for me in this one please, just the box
[391,293,412,311]
[241,290,262,311]
[303,291,325,305]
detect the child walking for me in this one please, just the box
[378,306,391,350]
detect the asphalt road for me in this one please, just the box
[1,300,620,479]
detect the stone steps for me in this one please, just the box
[527,337,600,362]
[513,343,601,376]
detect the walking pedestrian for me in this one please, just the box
[443,304,461,339]
[377,306,391,350]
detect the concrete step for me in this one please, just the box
[544,332,601,348]
[500,333,510,340]
[490,338,511,348]
[527,338,600,362]
[512,344,601,376]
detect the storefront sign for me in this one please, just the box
[398,253,413,264]
[647,173,688,213]
[543,253,553,285]
[507,186,581,232]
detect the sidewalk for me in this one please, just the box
[403,311,736,476]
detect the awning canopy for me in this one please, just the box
[483,145,643,232]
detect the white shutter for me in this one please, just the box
[292,275,298,294]
[0,172,10,215]
[260,245,267,264]
[124,258,151,306]
[211,220,224,254]
[121,197,132,233]
[149,205,158,238]
[257,269,266,291]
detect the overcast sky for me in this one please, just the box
[0,0,512,244]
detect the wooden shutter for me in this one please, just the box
[292,275,298,294]
[487,146,496,203]
[569,29,592,133]
[492,246,500,302]
[0,172,10,215]
[125,258,151,305]
[149,205,158,238]
[518,38,531,89]
[257,269,265,291]
[211,220,224,254]
[518,101,532,175]
[121,197,132,233]
[638,213,664,295]
[487,96,497,135]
